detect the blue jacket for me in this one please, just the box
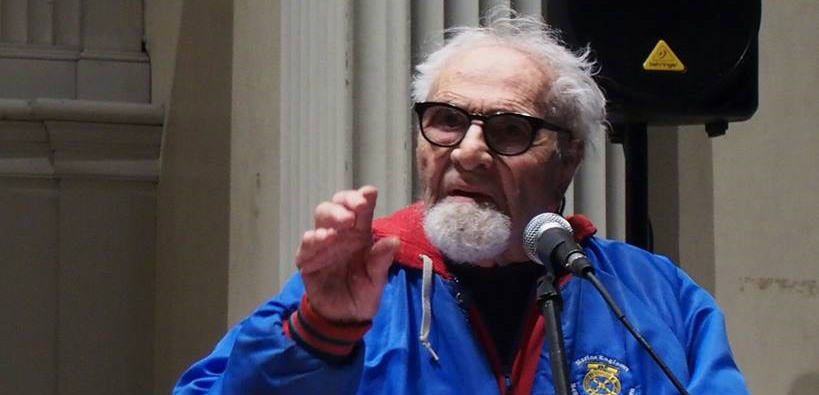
[174,204,750,395]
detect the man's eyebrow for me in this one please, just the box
[432,95,536,116]
[487,108,536,115]
[469,104,537,116]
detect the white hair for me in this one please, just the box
[411,7,606,146]
[423,199,511,266]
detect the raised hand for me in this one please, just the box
[295,186,400,323]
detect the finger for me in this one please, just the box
[314,201,355,230]
[297,228,376,275]
[353,185,378,231]
[301,244,365,276]
[365,236,399,283]
[296,229,323,268]
[296,228,338,271]
[331,190,368,211]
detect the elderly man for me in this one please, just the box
[174,11,749,395]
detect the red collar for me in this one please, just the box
[372,202,597,278]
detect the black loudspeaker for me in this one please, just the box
[547,0,761,133]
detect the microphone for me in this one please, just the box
[523,213,692,395]
[523,213,594,278]
[523,213,574,395]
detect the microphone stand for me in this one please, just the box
[537,265,571,395]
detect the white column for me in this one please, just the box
[606,139,626,240]
[563,180,575,216]
[513,0,543,17]
[480,0,512,14]
[446,0,479,27]
[1,0,28,43]
[278,0,415,283]
[574,131,608,236]
[410,1,444,197]
[278,0,353,280]
[412,0,444,62]
[27,0,53,44]
[229,0,282,322]
[352,0,412,215]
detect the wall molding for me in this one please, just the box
[0,45,151,102]
[0,43,80,60]
[0,98,164,124]
[0,99,164,180]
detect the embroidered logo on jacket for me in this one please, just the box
[572,355,636,395]
[582,363,621,395]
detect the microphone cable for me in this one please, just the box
[582,271,691,395]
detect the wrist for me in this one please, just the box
[285,294,372,362]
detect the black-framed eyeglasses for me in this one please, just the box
[413,101,570,156]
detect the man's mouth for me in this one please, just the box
[445,190,497,208]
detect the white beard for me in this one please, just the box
[423,198,511,265]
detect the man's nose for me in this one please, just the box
[451,123,493,170]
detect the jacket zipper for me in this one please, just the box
[502,288,538,395]
[451,277,507,394]
[504,373,513,393]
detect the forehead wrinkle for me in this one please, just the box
[428,44,553,117]
[432,92,538,116]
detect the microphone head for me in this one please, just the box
[523,213,573,264]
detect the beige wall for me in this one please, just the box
[649,126,716,293]
[712,2,819,393]
[58,179,156,395]
[1,179,58,395]
[152,1,286,393]
[647,4,819,393]
[0,177,157,395]
[153,0,233,392]
[145,0,184,105]
[1,1,161,394]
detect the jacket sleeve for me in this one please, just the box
[677,269,751,395]
[171,274,366,395]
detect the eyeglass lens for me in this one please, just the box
[420,104,534,155]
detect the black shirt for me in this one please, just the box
[447,261,543,368]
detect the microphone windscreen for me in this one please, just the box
[523,213,573,264]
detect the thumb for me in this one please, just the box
[366,236,400,281]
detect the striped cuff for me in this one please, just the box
[285,295,372,363]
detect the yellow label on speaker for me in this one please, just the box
[643,40,685,72]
